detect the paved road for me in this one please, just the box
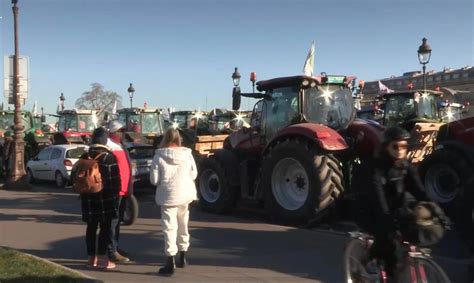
[0,184,473,282]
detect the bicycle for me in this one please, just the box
[343,231,450,283]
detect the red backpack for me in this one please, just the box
[72,152,106,194]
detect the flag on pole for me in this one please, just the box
[32,100,38,115]
[378,81,394,94]
[303,41,315,76]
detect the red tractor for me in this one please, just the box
[52,109,99,145]
[197,73,373,224]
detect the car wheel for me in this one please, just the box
[27,168,36,184]
[55,171,66,188]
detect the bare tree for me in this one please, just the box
[75,83,123,113]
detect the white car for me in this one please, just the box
[26,144,89,188]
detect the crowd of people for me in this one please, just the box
[76,122,196,276]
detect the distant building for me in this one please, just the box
[361,66,474,115]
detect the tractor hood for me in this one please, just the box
[272,123,348,151]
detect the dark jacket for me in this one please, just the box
[80,144,121,223]
[368,151,429,233]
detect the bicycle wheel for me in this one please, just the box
[343,238,381,283]
[396,256,451,283]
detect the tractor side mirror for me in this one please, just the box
[41,115,46,123]
[232,87,241,111]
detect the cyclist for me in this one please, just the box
[360,126,448,278]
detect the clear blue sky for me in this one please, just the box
[1,0,473,117]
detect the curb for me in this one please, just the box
[1,246,101,283]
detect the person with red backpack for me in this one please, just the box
[78,127,121,269]
[106,120,132,263]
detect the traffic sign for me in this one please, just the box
[3,55,29,105]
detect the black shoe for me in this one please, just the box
[158,256,175,276]
[176,251,187,268]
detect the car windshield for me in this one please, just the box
[0,112,32,131]
[66,147,88,159]
[128,146,154,159]
[303,85,354,129]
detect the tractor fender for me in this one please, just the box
[264,123,348,154]
[435,141,474,168]
[345,118,384,157]
[210,149,241,186]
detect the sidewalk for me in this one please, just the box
[0,185,350,282]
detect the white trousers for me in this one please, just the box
[160,204,190,256]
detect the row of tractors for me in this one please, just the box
[192,72,473,249]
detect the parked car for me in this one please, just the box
[26,144,89,188]
[124,142,155,192]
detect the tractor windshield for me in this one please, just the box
[77,114,97,132]
[383,93,437,127]
[303,85,354,129]
[0,112,33,131]
[141,112,164,134]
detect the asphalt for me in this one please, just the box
[0,183,473,283]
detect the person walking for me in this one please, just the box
[106,121,132,263]
[150,128,197,276]
[80,127,121,269]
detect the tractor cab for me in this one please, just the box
[209,108,251,134]
[380,89,442,130]
[117,107,166,143]
[233,74,356,144]
[437,101,466,122]
[54,109,98,144]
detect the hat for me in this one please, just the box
[91,127,108,145]
[108,120,125,133]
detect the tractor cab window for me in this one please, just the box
[126,113,141,133]
[142,112,161,134]
[265,87,299,138]
[77,114,96,132]
[383,96,414,127]
[303,85,354,129]
[417,93,437,120]
[251,100,265,128]
[170,114,187,129]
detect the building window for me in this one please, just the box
[463,73,469,78]
[397,81,402,86]
[444,75,451,80]
[453,73,460,79]
[412,79,417,83]
[427,77,434,82]
[435,76,442,81]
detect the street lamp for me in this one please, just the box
[232,67,241,87]
[128,83,135,108]
[6,0,29,189]
[232,68,241,110]
[418,37,432,90]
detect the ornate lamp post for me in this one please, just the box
[6,0,28,189]
[128,83,135,108]
[417,37,432,90]
[231,67,241,110]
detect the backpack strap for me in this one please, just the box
[93,152,107,160]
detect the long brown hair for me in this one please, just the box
[159,128,182,148]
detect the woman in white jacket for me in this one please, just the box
[150,128,197,276]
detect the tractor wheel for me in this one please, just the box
[419,149,474,248]
[121,195,139,226]
[262,138,344,224]
[197,155,239,213]
[419,149,471,204]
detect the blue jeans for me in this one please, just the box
[108,197,124,256]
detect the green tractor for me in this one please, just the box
[0,110,51,163]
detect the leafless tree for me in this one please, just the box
[75,83,123,113]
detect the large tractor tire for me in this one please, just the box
[419,149,474,249]
[262,138,344,224]
[419,149,471,204]
[197,155,239,213]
